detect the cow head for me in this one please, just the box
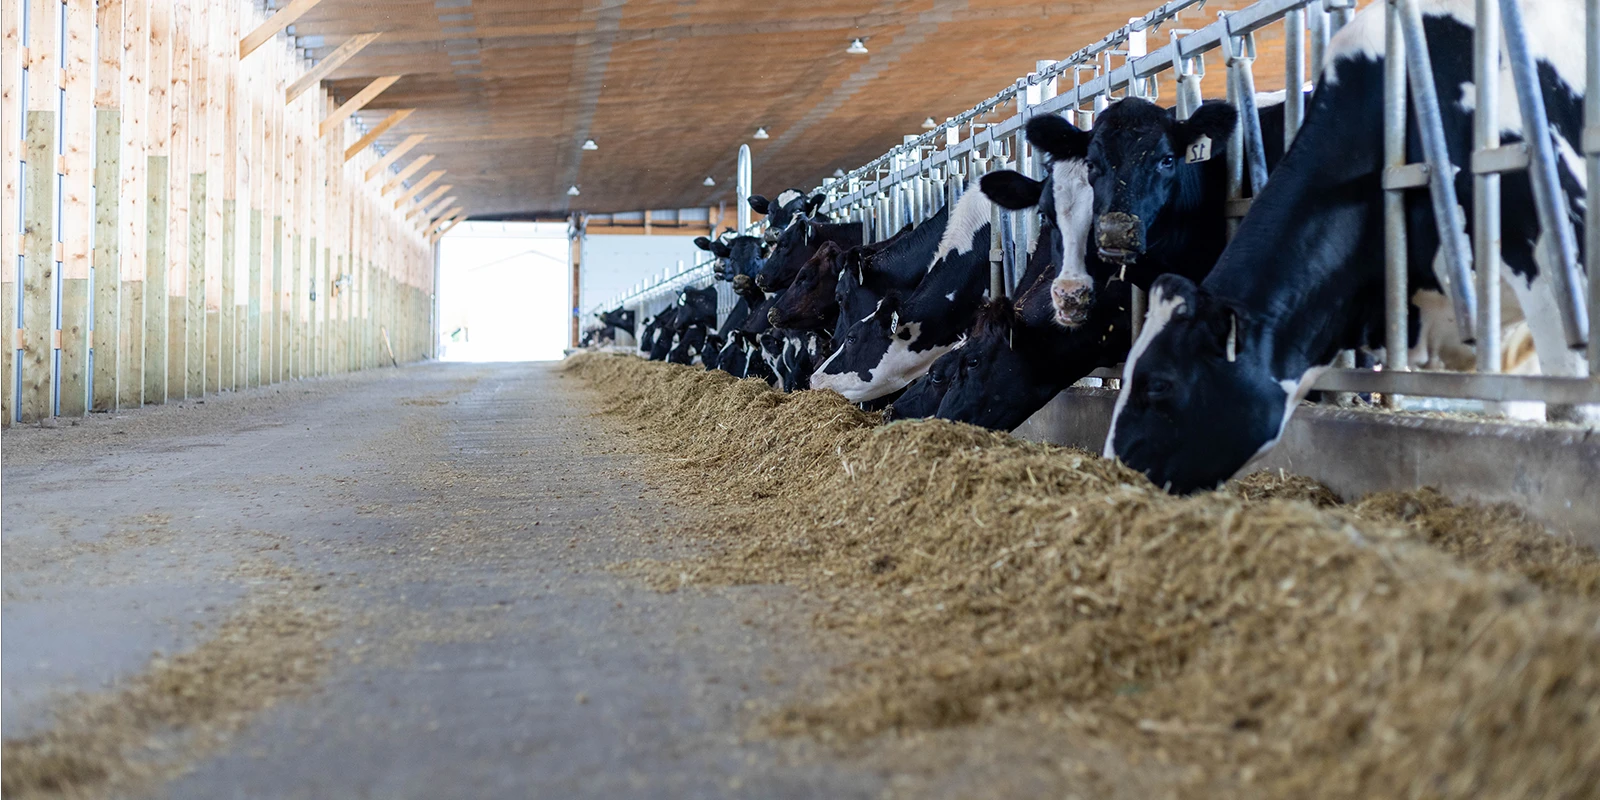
[1105,274,1296,494]
[809,292,931,402]
[981,116,1096,329]
[751,190,826,241]
[932,300,1037,430]
[696,234,767,281]
[730,273,765,306]
[768,241,844,331]
[1083,98,1236,266]
[671,285,719,330]
[883,351,955,422]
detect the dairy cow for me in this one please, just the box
[1107,0,1590,493]
[809,188,996,402]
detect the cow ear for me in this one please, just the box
[1172,102,1238,149]
[980,170,1045,210]
[1149,274,1201,322]
[748,195,771,215]
[711,240,731,258]
[693,236,713,251]
[804,194,826,216]
[1026,114,1091,161]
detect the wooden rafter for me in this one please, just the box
[393,170,445,209]
[406,185,452,220]
[318,74,401,138]
[285,32,380,103]
[343,108,413,162]
[239,0,324,59]
[380,154,434,196]
[363,134,426,181]
[422,196,458,224]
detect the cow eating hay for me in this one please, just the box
[563,352,1600,798]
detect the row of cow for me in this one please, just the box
[594,0,1589,494]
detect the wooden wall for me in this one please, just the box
[1,0,447,427]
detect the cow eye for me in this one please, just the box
[1143,376,1173,398]
[846,333,858,345]
[930,372,945,386]
[1159,155,1175,169]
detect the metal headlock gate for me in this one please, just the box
[602,0,1600,409]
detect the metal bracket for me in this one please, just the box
[1470,143,1530,174]
[1382,163,1431,190]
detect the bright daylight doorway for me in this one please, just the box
[436,222,572,362]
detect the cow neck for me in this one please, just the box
[1205,52,1388,383]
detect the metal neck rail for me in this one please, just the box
[603,0,1600,409]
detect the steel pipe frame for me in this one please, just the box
[1589,0,1600,376]
[1500,0,1588,350]
[1475,0,1503,376]
[1383,0,1411,405]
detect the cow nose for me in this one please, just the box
[1050,279,1094,328]
[1096,213,1143,261]
[767,308,780,326]
[763,230,779,244]
[755,274,770,291]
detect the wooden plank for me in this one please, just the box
[1,2,22,424]
[203,0,225,394]
[379,154,434,196]
[221,0,242,391]
[143,0,171,405]
[405,184,451,221]
[284,32,380,104]
[91,0,123,412]
[270,45,286,383]
[342,108,413,162]
[59,0,95,417]
[422,195,458,224]
[119,0,149,409]
[318,74,400,138]
[20,0,61,423]
[363,133,426,181]
[238,0,323,59]
[166,0,192,400]
[187,0,210,397]
[392,169,444,209]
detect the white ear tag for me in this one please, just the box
[1186,135,1213,164]
[1225,314,1238,363]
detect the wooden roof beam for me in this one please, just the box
[380,154,435,196]
[406,185,452,220]
[240,0,325,59]
[431,218,463,244]
[426,207,463,237]
[286,32,381,103]
[422,196,458,224]
[344,109,414,162]
[363,134,427,181]
[394,171,446,209]
[319,74,401,138]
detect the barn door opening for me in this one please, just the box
[436,222,571,362]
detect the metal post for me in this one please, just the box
[1309,0,1329,84]
[1223,22,1270,197]
[1172,31,1204,120]
[1588,0,1600,375]
[1383,0,1411,404]
[1399,0,1477,344]
[1474,0,1503,377]
[1285,7,1307,145]
[1500,0,1588,349]
[1223,33,1247,240]
[736,144,752,232]
[1329,0,1355,32]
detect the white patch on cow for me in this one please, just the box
[1102,287,1186,459]
[1502,235,1598,424]
[1051,159,1094,284]
[1253,89,1288,108]
[775,189,803,210]
[944,291,956,301]
[931,187,992,268]
[1249,366,1330,462]
[811,322,951,403]
[1457,81,1476,112]
[1225,314,1237,362]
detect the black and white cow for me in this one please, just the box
[694,233,768,281]
[1107,0,1590,494]
[710,274,767,375]
[767,241,849,333]
[755,216,866,292]
[809,187,996,402]
[749,190,826,241]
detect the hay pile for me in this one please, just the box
[566,353,1600,798]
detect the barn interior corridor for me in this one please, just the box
[1,363,883,798]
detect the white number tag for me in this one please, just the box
[1186,135,1213,164]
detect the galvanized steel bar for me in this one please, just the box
[1474,0,1503,376]
[737,144,752,232]
[1383,0,1411,399]
[1588,0,1600,375]
[1500,0,1588,349]
[1399,0,1477,344]
[1284,8,1306,143]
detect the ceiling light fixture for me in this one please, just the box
[847,38,869,55]
[753,127,770,140]
[581,139,598,150]
[832,168,846,178]
[703,176,716,186]
[921,117,937,129]
[567,185,581,196]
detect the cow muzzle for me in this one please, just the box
[763,229,780,244]
[731,274,754,293]
[1095,212,1144,264]
[767,307,781,326]
[1050,279,1094,328]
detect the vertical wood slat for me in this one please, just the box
[1,0,25,426]
[185,0,208,397]
[60,0,95,417]
[20,0,61,422]
[165,0,191,399]
[144,0,170,404]
[203,0,225,394]
[92,0,123,412]
[118,0,148,410]
[221,0,241,392]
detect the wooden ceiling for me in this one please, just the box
[293,0,1293,219]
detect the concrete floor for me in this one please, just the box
[2,362,884,798]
